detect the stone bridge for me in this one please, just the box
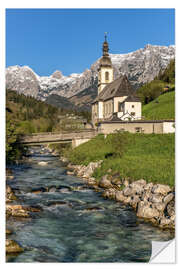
[19,129,98,147]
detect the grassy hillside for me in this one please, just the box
[137,59,175,105]
[6,90,63,133]
[6,90,89,163]
[142,91,175,120]
[64,132,175,186]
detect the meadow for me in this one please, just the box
[142,91,175,120]
[63,132,175,186]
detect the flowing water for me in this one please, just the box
[6,146,174,263]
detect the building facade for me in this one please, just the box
[98,120,175,134]
[92,35,142,125]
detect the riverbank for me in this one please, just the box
[6,168,42,254]
[64,160,175,231]
[54,132,175,231]
[61,133,175,186]
[6,146,174,262]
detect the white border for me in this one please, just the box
[0,6,5,265]
[1,1,179,269]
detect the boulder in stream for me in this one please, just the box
[38,161,48,166]
[99,175,112,189]
[6,204,41,217]
[137,201,160,219]
[6,239,24,254]
[6,185,17,202]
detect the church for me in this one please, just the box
[92,35,142,125]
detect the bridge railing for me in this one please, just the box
[23,129,97,136]
[19,129,99,144]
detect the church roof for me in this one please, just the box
[99,55,112,67]
[92,75,135,103]
[122,95,140,103]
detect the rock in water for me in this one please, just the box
[137,201,160,219]
[6,229,12,235]
[6,239,24,254]
[6,185,17,202]
[115,191,127,202]
[98,175,112,189]
[6,205,30,217]
[6,204,41,217]
[67,171,74,175]
[38,161,48,166]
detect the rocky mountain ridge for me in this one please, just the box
[6,44,175,110]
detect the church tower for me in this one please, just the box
[98,33,114,95]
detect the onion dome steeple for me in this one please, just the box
[99,32,112,68]
[102,32,109,56]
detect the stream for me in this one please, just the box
[6,146,173,262]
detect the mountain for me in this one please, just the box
[45,94,82,111]
[6,65,40,98]
[69,84,97,111]
[6,44,175,109]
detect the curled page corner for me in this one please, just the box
[150,239,175,263]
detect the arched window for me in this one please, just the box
[105,71,109,81]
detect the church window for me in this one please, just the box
[105,71,109,81]
[118,102,123,112]
[132,105,134,108]
[135,127,141,133]
[131,112,135,116]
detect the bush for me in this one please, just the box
[137,80,165,104]
[106,131,129,157]
[157,59,175,84]
[137,58,175,105]
[6,117,26,163]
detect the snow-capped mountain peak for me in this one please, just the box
[6,44,175,101]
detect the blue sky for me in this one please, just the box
[6,9,175,76]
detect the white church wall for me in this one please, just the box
[104,99,113,118]
[163,122,175,133]
[98,67,114,93]
[124,102,142,119]
[101,67,113,84]
[92,103,99,124]
[113,97,127,113]
[98,101,104,119]
[117,112,124,118]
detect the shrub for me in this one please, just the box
[106,131,129,158]
[137,80,165,104]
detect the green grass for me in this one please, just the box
[64,133,175,187]
[142,91,175,120]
